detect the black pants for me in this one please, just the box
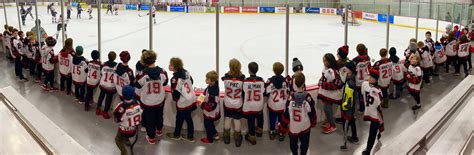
[455,58,469,76]
[29,59,36,76]
[74,83,85,101]
[446,56,457,72]
[97,88,115,112]
[204,119,217,142]
[15,57,25,79]
[246,114,257,136]
[85,86,96,107]
[43,71,54,87]
[269,111,283,131]
[422,68,432,83]
[410,91,421,106]
[365,121,381,154]
[257,112,264,129]
[468,52,472,69]
[36,63,42,78]
[174,110,194,139]
[391,82,404,97]
[357,87,364,112]
[289,131,310,155]
[60,75,72,93]
[143,105,164,139]
[343,118,357,139]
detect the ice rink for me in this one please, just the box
[1,6,440,88]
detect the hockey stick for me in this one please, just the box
[130,125,140,155]
[340,121,348,150]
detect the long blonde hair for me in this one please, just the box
[227,58,242,77]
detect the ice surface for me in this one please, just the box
[1,6,441,88]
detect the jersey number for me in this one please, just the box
[147,82,161,94]
[184,82,191,94]
[382,68,392,79]
[365,92,375,106]
[60,58,69,66]
[73,66,81,75]
[104,72,114,83]
[246,90,261,102]
[395,66,401,73]
[358,69,365,80]
[226,88,241,99]
[272,90,287,103]
[127,115,141,127]
[293,109,301,122]
[88,70,97,79]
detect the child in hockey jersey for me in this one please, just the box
[405,42,419,68]
[135,50,168,144]
[11,29,27,81]
[97,51,118,119]
[318,53,343,134]
[222,58,245,147]
[25,32,37,77]
[87,7,93,19]
[72,46,88,104]
[134,49,147,103]
[34,34,43,83]
[200,71,221,144]
[264,62,288,141]
[85,50,101,111]
[113,85,142,155]
[433,42,447,75]
[279,72,316,155]
[286,58,304,95]
[372,48,392,108]
[407,54,423,110]
[242,62,265,145]
[362,69,384,155]
[41,37,59,92]
[425,31,435,55]
[59,38,74,95]
[352,43,371,112]
[389,48,406,99]
[445,33,458,73]
[456,35,470,77]
[418,41,433,83]
[115,51,135,100]
[340,61,359,147]
[3,25,12,61]
[167,57,197,142]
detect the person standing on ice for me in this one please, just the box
[31,19,48,46]
[106,4,113,15]
[77,4,83,19]
[20,6,27,26]
[27,6,34,19]
[55,14,68,39]
[87,7,93,19]
[67,5,72,20]
[138,6,157,24]
[47,3,54,14]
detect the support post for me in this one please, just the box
[2,0,7,25]
[386,4,390,49]
[98,0,102,60]
[344,4,348,46]
[35,0,40,45]
[16,0,21,31]
[285,4,289,76]
[435,5,439,41]
[216,3,219,75]
[60,0,65,44]
[149,0,153,50]
[416,4,419,40]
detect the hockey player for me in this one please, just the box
[115,51,135,100]
[242,62,265,145]
[87,7,93,19]
[352,43,371,112]
[51,7,57,23]
[445,33,457,73]
[106,4,113,15]
[135,50,168,144]
[425,31,435,55]
[361,68,384,155]
[279,72,316,155]
[318,53,343,134]
[72,46,88,104]
[41,37,59,92]
[25,32,38,77]
[11,29,27,81]
[406,54,423,110]
[97,51,118,119]
[55,14,68,39]
[418,41,433,83]
[76,4,83,19]
[389,47,406,99]
[372,48,393,108]
[84,50,101,111]
[433,42,447,73]
[200,71,221,144]
[222,58,245,147]
[456,35,470,77]
[58,38,74,95]
[167,57,197,142]
[139,6,157,24]
[264,62,288,141]
[113,85,142,155]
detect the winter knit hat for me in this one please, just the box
[292,58,303,72]
[409,42,418,52]
[369,68,380,80]
[122,85,135,101]
[389,47,399,63]
[345,61,356,73]
[337,45,349,59]
[91,50,100,60]
[75,46,83,56]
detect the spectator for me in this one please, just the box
[30,19,47,46]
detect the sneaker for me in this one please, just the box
[200,138,213,144]
[101,111,110,119]
[35,78,41,83]
[213,134,220,141]
[181,136,195,143]
[140,127,146,132]
[49,87,58,92]
[347,136,360,145]
[21,78,29,82]
[323,125,336,134]
[166,133,181,140]
[269,130,276,140]
[321,122,330,128]
[146,136,157,144]
[412,105,421,110]
[155,130,163,137]
[78,101,85,105]
[41,84,50,91]
[95,108,102,115]
[278,132,285,141]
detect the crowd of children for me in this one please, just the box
[2,22,473,155]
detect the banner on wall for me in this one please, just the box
[126,4,137,10]
[260,7,275,13]
[353,11,363,18]
[224,6,240,13]
[275,7,287,13]
[188,6,205,13]
[242,6,258,13]
[71,2,78,7]
[363,12,377,21]
[140,4,150,10]
[305,7,320,13]
[320,8,336,15]
[377,14,394,24]
[206,7,216,13]
[170,6,185,12]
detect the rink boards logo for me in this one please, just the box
[275,7,287,13]
[260,7,276,13]
[170,6,186,12]
[126,4,138,10]
[188,6,205,13]
[242,7,258,13]
[363,12,377,21]
[320,8,337,15]
[224,6,240,13]
[140,4,150,11]
[305,7,320,14]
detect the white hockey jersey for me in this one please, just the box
[420,48,434,69]
[41,46,55,72]
[113,101,143,134]
[434,47,447,65]
[99,62,118,92]
[391,61,406,83]
[11,38,23,59]
[265,76,289,113]
[86,61,102,87]
[115,64,134,98]
[458,42,470,58]
[137,67,168,107]
[407,65,423,93]
[72,57,88,84]
[202,84,220,120]
[361,81,383,123]
[242,77,265,114]
[282,92,316,135]
[172,71,196,110]
[222,74,245,111]
[58,51,73,76]
[353,55,371,87]
[445,40,457,57]
[373,58,393,89]
[317,68,343,104]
